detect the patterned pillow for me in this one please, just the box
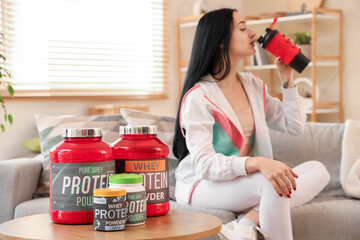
[120,108,178,200]
[34,113,127,197]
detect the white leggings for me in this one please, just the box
[189,161,330,240]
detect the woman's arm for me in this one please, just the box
[246,156,298,197]
[259,58,306,135]
[275,56,295,89]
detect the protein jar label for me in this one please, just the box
[93,195,127,231]
[126,191,146,225]
[117,158,169,204]
[51,161,115,211]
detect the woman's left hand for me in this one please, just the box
[275,57,295,88]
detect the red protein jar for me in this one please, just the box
[49,128,115,224]
[112,125,169,217]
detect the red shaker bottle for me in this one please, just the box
[49,128,115,224]
[257,17,310,73]
[112,125,170,217]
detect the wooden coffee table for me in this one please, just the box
[0,209,222,240]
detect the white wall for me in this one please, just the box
[325,0,360,121]
[1,0,359,160]
[242,0,286,15]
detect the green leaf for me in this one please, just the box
[2,103,6,113]
[8,114,13,125]
[1,124,5,132]
[4,113,7,122]
[290,32,311,44]
[2,69,12,78]
[0,96,3,103]
[0,54,6,61]
[7,85,14,96]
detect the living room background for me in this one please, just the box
[0,0,359,160]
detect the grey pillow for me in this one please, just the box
[35,113,127,197]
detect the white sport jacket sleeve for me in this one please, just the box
[265,84,307,136]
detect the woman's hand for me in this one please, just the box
[275,57,295,88]
[246,157,298,198]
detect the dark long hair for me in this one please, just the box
[173,8,236,160]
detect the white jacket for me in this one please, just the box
[175,72,307,204]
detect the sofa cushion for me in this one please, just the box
[0,156,43,224]
[14,197,49,219]
[270,122,345,197]
[34,113,127,197]
[291,196,360,240]
[120,108,178,200]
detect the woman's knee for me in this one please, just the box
[255,173,280,196]
[303,161,331,185]
[250,173,291,208]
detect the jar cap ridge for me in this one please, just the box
[119,125,157,135]
[109,173,143,184]
[93,188,126,197]
[62,128,102,138]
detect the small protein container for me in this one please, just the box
[93,188,127,232]
[109,174,147,226]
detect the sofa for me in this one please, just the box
[1,117,360,240]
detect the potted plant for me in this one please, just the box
[290,32,312,60]
[0,33,14,132]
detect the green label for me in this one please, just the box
[126,191,146,225]
[51,161,115,211]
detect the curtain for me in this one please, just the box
[0,0,169,99]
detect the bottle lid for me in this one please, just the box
[109,173,143,184]
[257,28,278,49]
[119,125,157,135]
[62,128,102,138]
[93,188,126,197]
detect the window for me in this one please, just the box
[0,0,169,99]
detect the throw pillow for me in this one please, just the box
[35,113,127,197]
[340,119,360,198]
[120,108,178,200]
[21,137,41,153]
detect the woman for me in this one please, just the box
[173,8,330,240]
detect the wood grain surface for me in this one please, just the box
[0,209,222,240]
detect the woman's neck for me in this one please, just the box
[216,72,240,90]
[213,55,242,86]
